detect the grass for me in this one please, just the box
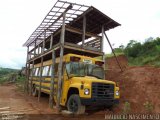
[143,101,154,113]
[128,55,160,67]
[15,75,26,92]
[122,101,131,114]
[95,52,124,60]
[0,67,26,90]
[0,74,10,85]
[105,52,124,58]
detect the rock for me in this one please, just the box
[61,110,73,116]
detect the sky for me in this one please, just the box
[0,0,160,69]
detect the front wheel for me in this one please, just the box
[67,94,85,114]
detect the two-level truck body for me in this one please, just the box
[23,0,120,114]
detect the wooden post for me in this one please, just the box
[27,46,29,61]
[101,26,106,78]
[42,41,45,53]
[82,16,86,47]
[57,12,66,112]
[101,26,104,53]
[25,46,29,93]
[49,50,55,108]
[38,44,40,55]
[104,32,123,72]
[26,63,30,94]
[43,31,46,53]
[30,60,34,96]
[38,57,43,102]
[38,31,46,102]
[34,41,36,57]
[50,34,53,49]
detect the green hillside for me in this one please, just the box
[113,37,160,67]
[0,67,19,84]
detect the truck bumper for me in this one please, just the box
[80,98,119,106]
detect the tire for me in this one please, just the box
[32,85,38,97]
[67,94,85,114]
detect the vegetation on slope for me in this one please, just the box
[113,37,160,67]
[0,67,20,84]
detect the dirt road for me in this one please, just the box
[0,84,107,120]
[0,59,160,119]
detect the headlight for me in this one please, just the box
[115,90,119,96]
[84,88,90,95]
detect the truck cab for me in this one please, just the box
[60,54,120,114]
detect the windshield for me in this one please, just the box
[66,62,104,79]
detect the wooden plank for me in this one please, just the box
[25,46,30,93]
[65,25,100,38]
[104,32,123,72]
[34,41,36,57]
[42,31,46,53]
[50,34,53,49]
[38,44,40,54]
[101,26,104,53]
[27,46,29,61]
[57,12,66,112]
[49,50,55,108]
[101,26,105,75]
[30,61,34,96]
[82,16,86,47]
[0,107,10,110]
[26,63,30,93]
[38,57,43,102]
[64,43,103,55]
[84,39,100,46]
[27,43,61,63]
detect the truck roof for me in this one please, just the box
[23,0,120,47]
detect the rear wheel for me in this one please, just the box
[67,94,85,114]
[32,85,38,97]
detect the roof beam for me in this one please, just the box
[65,25,100,38]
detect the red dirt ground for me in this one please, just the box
[0,84,107,120]
[106,55,160,114]
[0,55,159,119]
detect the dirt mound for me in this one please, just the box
[106,66,160,113]
[105,55,128,70]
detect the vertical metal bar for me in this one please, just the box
[38,57,43,102]
[50,34,53,49]
[104,32,123,72]
[49,50,55,108]
[57,12,66,112]
[82,16,86,47]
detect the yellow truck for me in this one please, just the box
[30,54,120,114]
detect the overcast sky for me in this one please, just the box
[0,0,160,69]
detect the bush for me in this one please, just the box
[123,101,131,114]
[123,37,160,67]
[143,101,154,113]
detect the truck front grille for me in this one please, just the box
[92,82,114,99]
